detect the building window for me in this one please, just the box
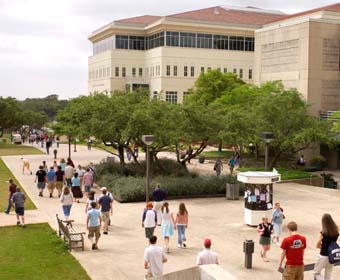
[190,66,195,77]
[173,66,177,76]
[166,65,171,76]
[213,35,228,50]
[184,66,188,77]
[122,67,126,77]
[166,31,179,47]
[115,67,119,77]
[239,68,243,79]
[116,35,129,49]
[245,37,255,51]
[229,36,245,51]
[197,33,212,49]
[129,36,146,50]
[165,91,177,104]
[248,69,253,79]
[233,68,237,74]
[224,68,227,73]
[147,32,165,49]
[201,67,204,73]
[153,91,158,99]
[180,32,196,48]
[139,68,143,77]
[132,68,136,77]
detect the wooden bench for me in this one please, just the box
[56,214,85,251]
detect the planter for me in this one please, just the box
[324,181,337,189]
[198,156,205,164]
[226,183,239,200]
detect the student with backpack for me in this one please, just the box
[314,213,339,280]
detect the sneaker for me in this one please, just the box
[92,244,96,250]
[183,243,187,248]
[178,243,181,248]
[103,231,108,235]
[16,221,20,225]
[50,193,52,198]
[30,171,33,175]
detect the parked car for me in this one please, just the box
[12,134,22,144]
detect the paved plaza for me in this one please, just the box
[1,143,340,279]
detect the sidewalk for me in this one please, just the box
[1,143,340,280]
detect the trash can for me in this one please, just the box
[226,183,239,200]
[198,156,205,164]
[243,240,254,269]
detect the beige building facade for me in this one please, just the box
[88,6,284,103]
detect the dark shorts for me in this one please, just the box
[145,227,155,239]
[84,185,91,193]
[15,207,24,216]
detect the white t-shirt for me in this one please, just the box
[144,244,165,277]
[143,209,156,228]
[196,249,219,265]
[65,165,74,179]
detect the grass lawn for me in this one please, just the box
[238,167,318,180]
[0,143,43,156]
[201,150,235,159]
[0,159,35,211]
[0,223,90,280]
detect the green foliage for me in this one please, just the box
[99,174,238,202]
[310,155,326,166]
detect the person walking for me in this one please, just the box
[85,191,97,213]
[83,168,94,197]
[60,187,73,221]
[55,165,64,198]
[257,215,273,262]
[228,157,235,176]
[76,165,85,191]
[87,138,92,150]
[4,179,17,214]
[71,173,83,203]
[46,166,56,198]
[174,202,188,248]
[86,201,102,250]
[11,187,26,227]
[196,238,219,265]
[152,184,166,226]
[213,159,223,176]
[313,214,339,280]
[59,158,66,172]
[272,202,284,245]
[56,136,60,148]
[64,162,74,187]
[144,235,167,278]
[35,165,47,197]
[161,202,175,253]
[279,221,306,279]
[21,158,32,175]
[46,138,51,154]
[142,202,157,239]
[98,187,113,234]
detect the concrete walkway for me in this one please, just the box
[1,143,340,280]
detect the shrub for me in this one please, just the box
[95,158,190,178]
[310,155,326,167]
[98,174,244,203]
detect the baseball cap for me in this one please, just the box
[100,187,107,191]
[204,238,211,247]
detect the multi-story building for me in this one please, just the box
[88,6,284,103]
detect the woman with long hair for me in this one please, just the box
[161,202,175,253]
[174,202,188,248]
[314,213,339,280]
[71,172,83,203]
[257,215,273,262]
[60,187,73,220]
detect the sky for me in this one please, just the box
[0,0,338,100]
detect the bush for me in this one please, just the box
[310,155,326,167]
[95,158,189,178]
[98,174,244,203]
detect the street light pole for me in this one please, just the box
[68,136,71,159]
[265,142,269,171]
[261,132,274,172]
[142,135,154,202]
[74,138,77,152]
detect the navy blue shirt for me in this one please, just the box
[98,195,112,212]
[152,188,166,202]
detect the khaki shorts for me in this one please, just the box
[283,265,304,280]
[47,182,55,190]
[23,162,30,169]
[88,226,101,239]
[56,181,63,191]
[101,211,110,223]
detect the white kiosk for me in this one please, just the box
[237,171,281,226]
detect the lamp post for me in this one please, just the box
[142,135,154,202]
[261,132,274,171]
[68,136,71,159]
[74,137,77,152]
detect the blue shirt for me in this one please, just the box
[47,170,56,182]
[87,209,100,227]
[72,177,80,187]
[272,208,283,225]
[98,195,112,212]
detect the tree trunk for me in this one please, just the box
[269,150,282,169]
[117,144,125,165]
[218,141,222,152]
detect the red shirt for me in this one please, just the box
[9,183,17,198]
[281,234,306,265]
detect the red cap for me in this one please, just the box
[204,238,211,247]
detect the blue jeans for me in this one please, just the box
[5,198,12,213]
[62,205,72,217]
[177,225,186,244]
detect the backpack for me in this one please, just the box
[328,241,340,264]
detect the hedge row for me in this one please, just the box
[98,174,244,203]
